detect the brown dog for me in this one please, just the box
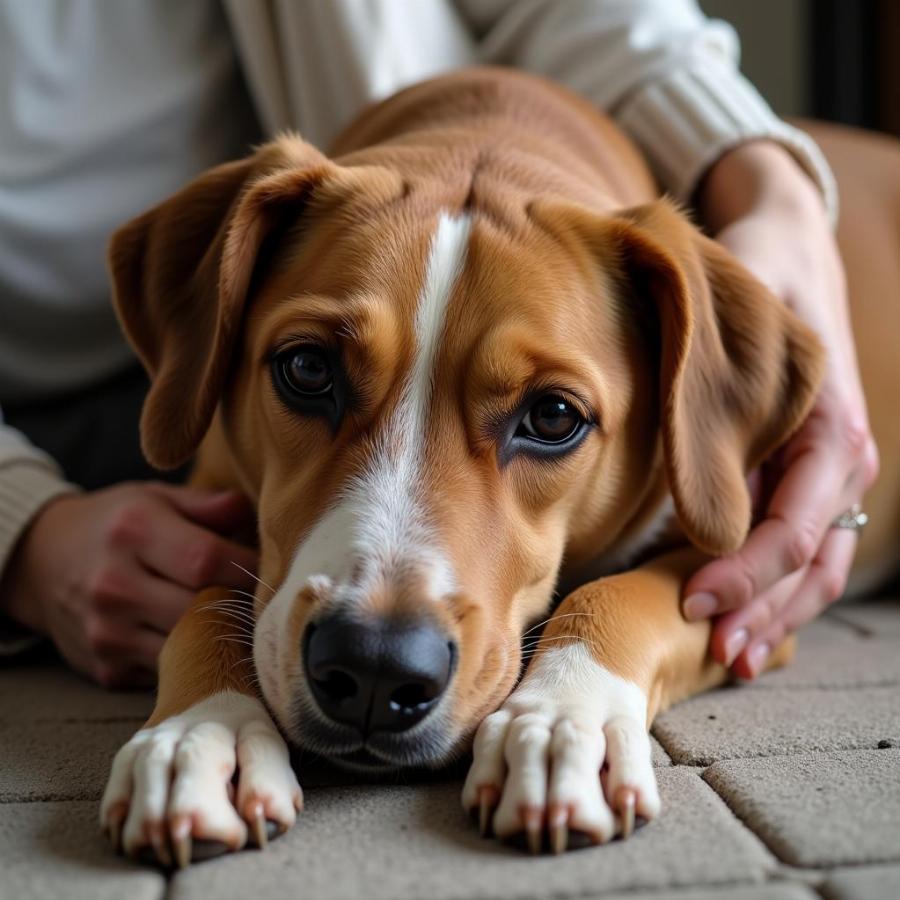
[99,68,900,865]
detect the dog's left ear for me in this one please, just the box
[537,198,825,555]
[109,135,402,469]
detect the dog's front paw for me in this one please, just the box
[100,691,302,867]
[462,643,660,853]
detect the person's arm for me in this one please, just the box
[0,421,79,654]
[454,0,836,220]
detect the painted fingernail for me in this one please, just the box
[724,629,749,667]
[684,593,718,620]
[747,643,770,678]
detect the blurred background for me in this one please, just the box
[702,0,899,135]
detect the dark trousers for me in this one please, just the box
[4,365,186,490]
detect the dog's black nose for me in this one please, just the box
[303,616,454,734]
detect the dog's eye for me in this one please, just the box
[517,395,583,444]
[271,346,341,422]
[279,348,333,396]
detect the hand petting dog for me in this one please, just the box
[686,141,879,678]
[0,484,257,687]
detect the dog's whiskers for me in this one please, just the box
[230,560,276,595]
[222,652,263,694]
[202,606,257,625]
[195,613,255,631]
[519,634,606,661]
[521,612,593,639]
[199,596,254,611]
[214,635,256,650]
[219,588,260,602]
[201,611,255,627]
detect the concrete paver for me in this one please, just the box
[169,771,774,900]
[791,618,861,645]
[652,687,900,765]
[827,598,900,639]
[0,658,153,724]
[740,636,900,691]
[0,720,138,802]
[821,864,900,899]
[0,800,165,900]
[703,749,900,867]
[599,885,818,900]
[651,735,672,766]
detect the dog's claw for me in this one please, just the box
[250,806,268,849]
[170,816,193,869]
[548,806,569,855]
[476,786,499,837]
[523,807,543,855]
[616,787,637,839]
[104,801,127,853]
[107,820,121,854]
[149,824,172,869]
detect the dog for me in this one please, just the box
[99,67,900,865]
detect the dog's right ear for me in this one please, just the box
[109,136,400,470]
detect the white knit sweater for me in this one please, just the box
[0,0,837,588]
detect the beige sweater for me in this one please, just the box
[0,0,837,592]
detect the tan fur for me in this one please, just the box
[108,68,899,749]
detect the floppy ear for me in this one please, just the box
[109,136,402,470]
[539,198,825,555]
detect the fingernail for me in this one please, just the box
[724,629,749,667]
[747,643,770,678]
[684,593,718,621]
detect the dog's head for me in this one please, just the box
[110,135,822,770]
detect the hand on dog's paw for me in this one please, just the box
[461,643,660,853]
[100,691,302,868]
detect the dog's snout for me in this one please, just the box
[304,616,454,734]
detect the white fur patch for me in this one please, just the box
[462,642,660,843]
[255,212,471,717]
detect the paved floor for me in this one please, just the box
[1,599,898,900]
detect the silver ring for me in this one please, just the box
[831,503,868,532]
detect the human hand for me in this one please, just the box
[0,482,259,687]
[683,142,879,678]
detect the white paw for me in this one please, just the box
[462,643,660,853]
[100,691,302,867]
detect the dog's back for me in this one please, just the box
[330,67,658,213]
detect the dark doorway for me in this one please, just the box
[811,0,900,136]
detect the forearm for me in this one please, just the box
[0,422,78,638]
[696,140,829,234]
[0,427,77,572]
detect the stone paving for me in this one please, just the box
[1,599,898,900]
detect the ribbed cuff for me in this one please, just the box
[0,462,79,578]
[0,462,79,656]
[616,58,839,227]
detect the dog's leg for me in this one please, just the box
[101,432,302,867]
[462,547,793,852]
[100,585,302,865]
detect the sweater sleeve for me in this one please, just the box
[0,417,79,655]
[454,0,838,223]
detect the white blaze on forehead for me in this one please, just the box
[255,212,471,692]
[352,211,471,587]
